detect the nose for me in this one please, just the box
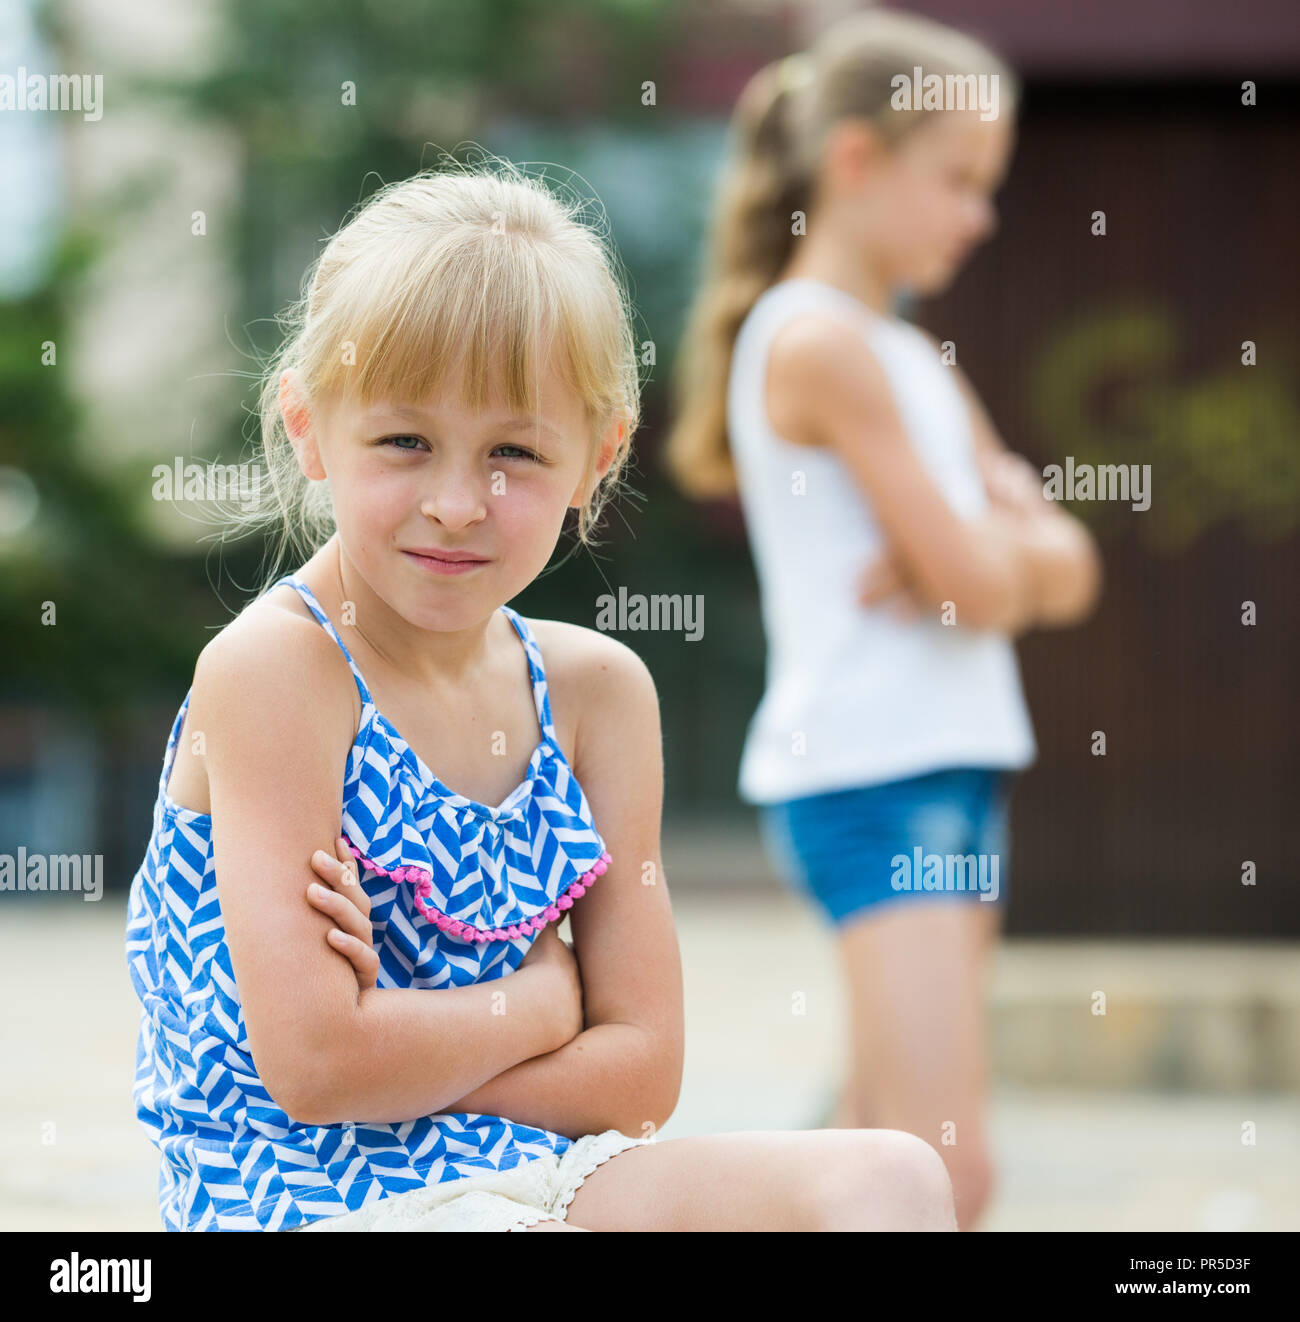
[420,466,487,530]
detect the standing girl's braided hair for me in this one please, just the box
[665,8,1017,498]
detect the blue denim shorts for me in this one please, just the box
[758,768,1012,927]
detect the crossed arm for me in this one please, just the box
[768,314,1102,634]
[447,638,684,1138]
[308,633,684,1140]
[202,603,684,1142]
[948,351,1104,631]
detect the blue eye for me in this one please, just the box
[384,435,426,451]
[494,444,541,462]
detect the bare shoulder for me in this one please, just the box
[189,586,358,747]
[525,618,660,763]
[527,617,657,708]
[766,311,894,445]
[768,310,886,384]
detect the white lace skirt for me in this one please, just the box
[292,1128,650,1232]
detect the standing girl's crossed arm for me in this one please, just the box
[767,312,1101,633]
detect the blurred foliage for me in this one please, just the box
[137,0,681,337]
[1030,306,1300,550]
[0,233,211,731]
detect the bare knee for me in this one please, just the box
[804,1130,957,1231]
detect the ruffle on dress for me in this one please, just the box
[339,717,610,945]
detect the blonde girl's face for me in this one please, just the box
[860,107,1016,296]
[293,360,616,630]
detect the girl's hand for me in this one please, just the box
[308,836,378,992]
[979,449,1047,517]
[856,546,920,620]
[518,923,585,1048]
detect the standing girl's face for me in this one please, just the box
[853,107,1016,297]
[294,360,614,631]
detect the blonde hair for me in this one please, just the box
[665,9,1018,498]
[234,156,640,582]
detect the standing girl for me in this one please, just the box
[667,11,1101,1230]
[125,160,958,1232]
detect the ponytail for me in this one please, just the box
[665,57,814,498]
[664,11,1018,500]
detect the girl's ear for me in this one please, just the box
[825,116,886,194]
[570,412,626,507]
[280,370,326,480]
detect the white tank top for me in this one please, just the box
[728,277,1037,804]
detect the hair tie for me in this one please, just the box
[776,53,814,95]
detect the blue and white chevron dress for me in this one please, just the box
[124,575,613,1232]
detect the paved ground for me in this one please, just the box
[2,891,1295,1232]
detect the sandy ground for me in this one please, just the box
[2,891,1296,1232]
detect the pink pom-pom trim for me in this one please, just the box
[341,836,611,944]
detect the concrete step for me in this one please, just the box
[990,941,1300,1092]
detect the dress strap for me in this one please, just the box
[158,692,193,800]
[269,574,374,709]
[499,606,557,744]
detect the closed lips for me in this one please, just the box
[405,549,488,562]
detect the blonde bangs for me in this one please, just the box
[309,214,624,434]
